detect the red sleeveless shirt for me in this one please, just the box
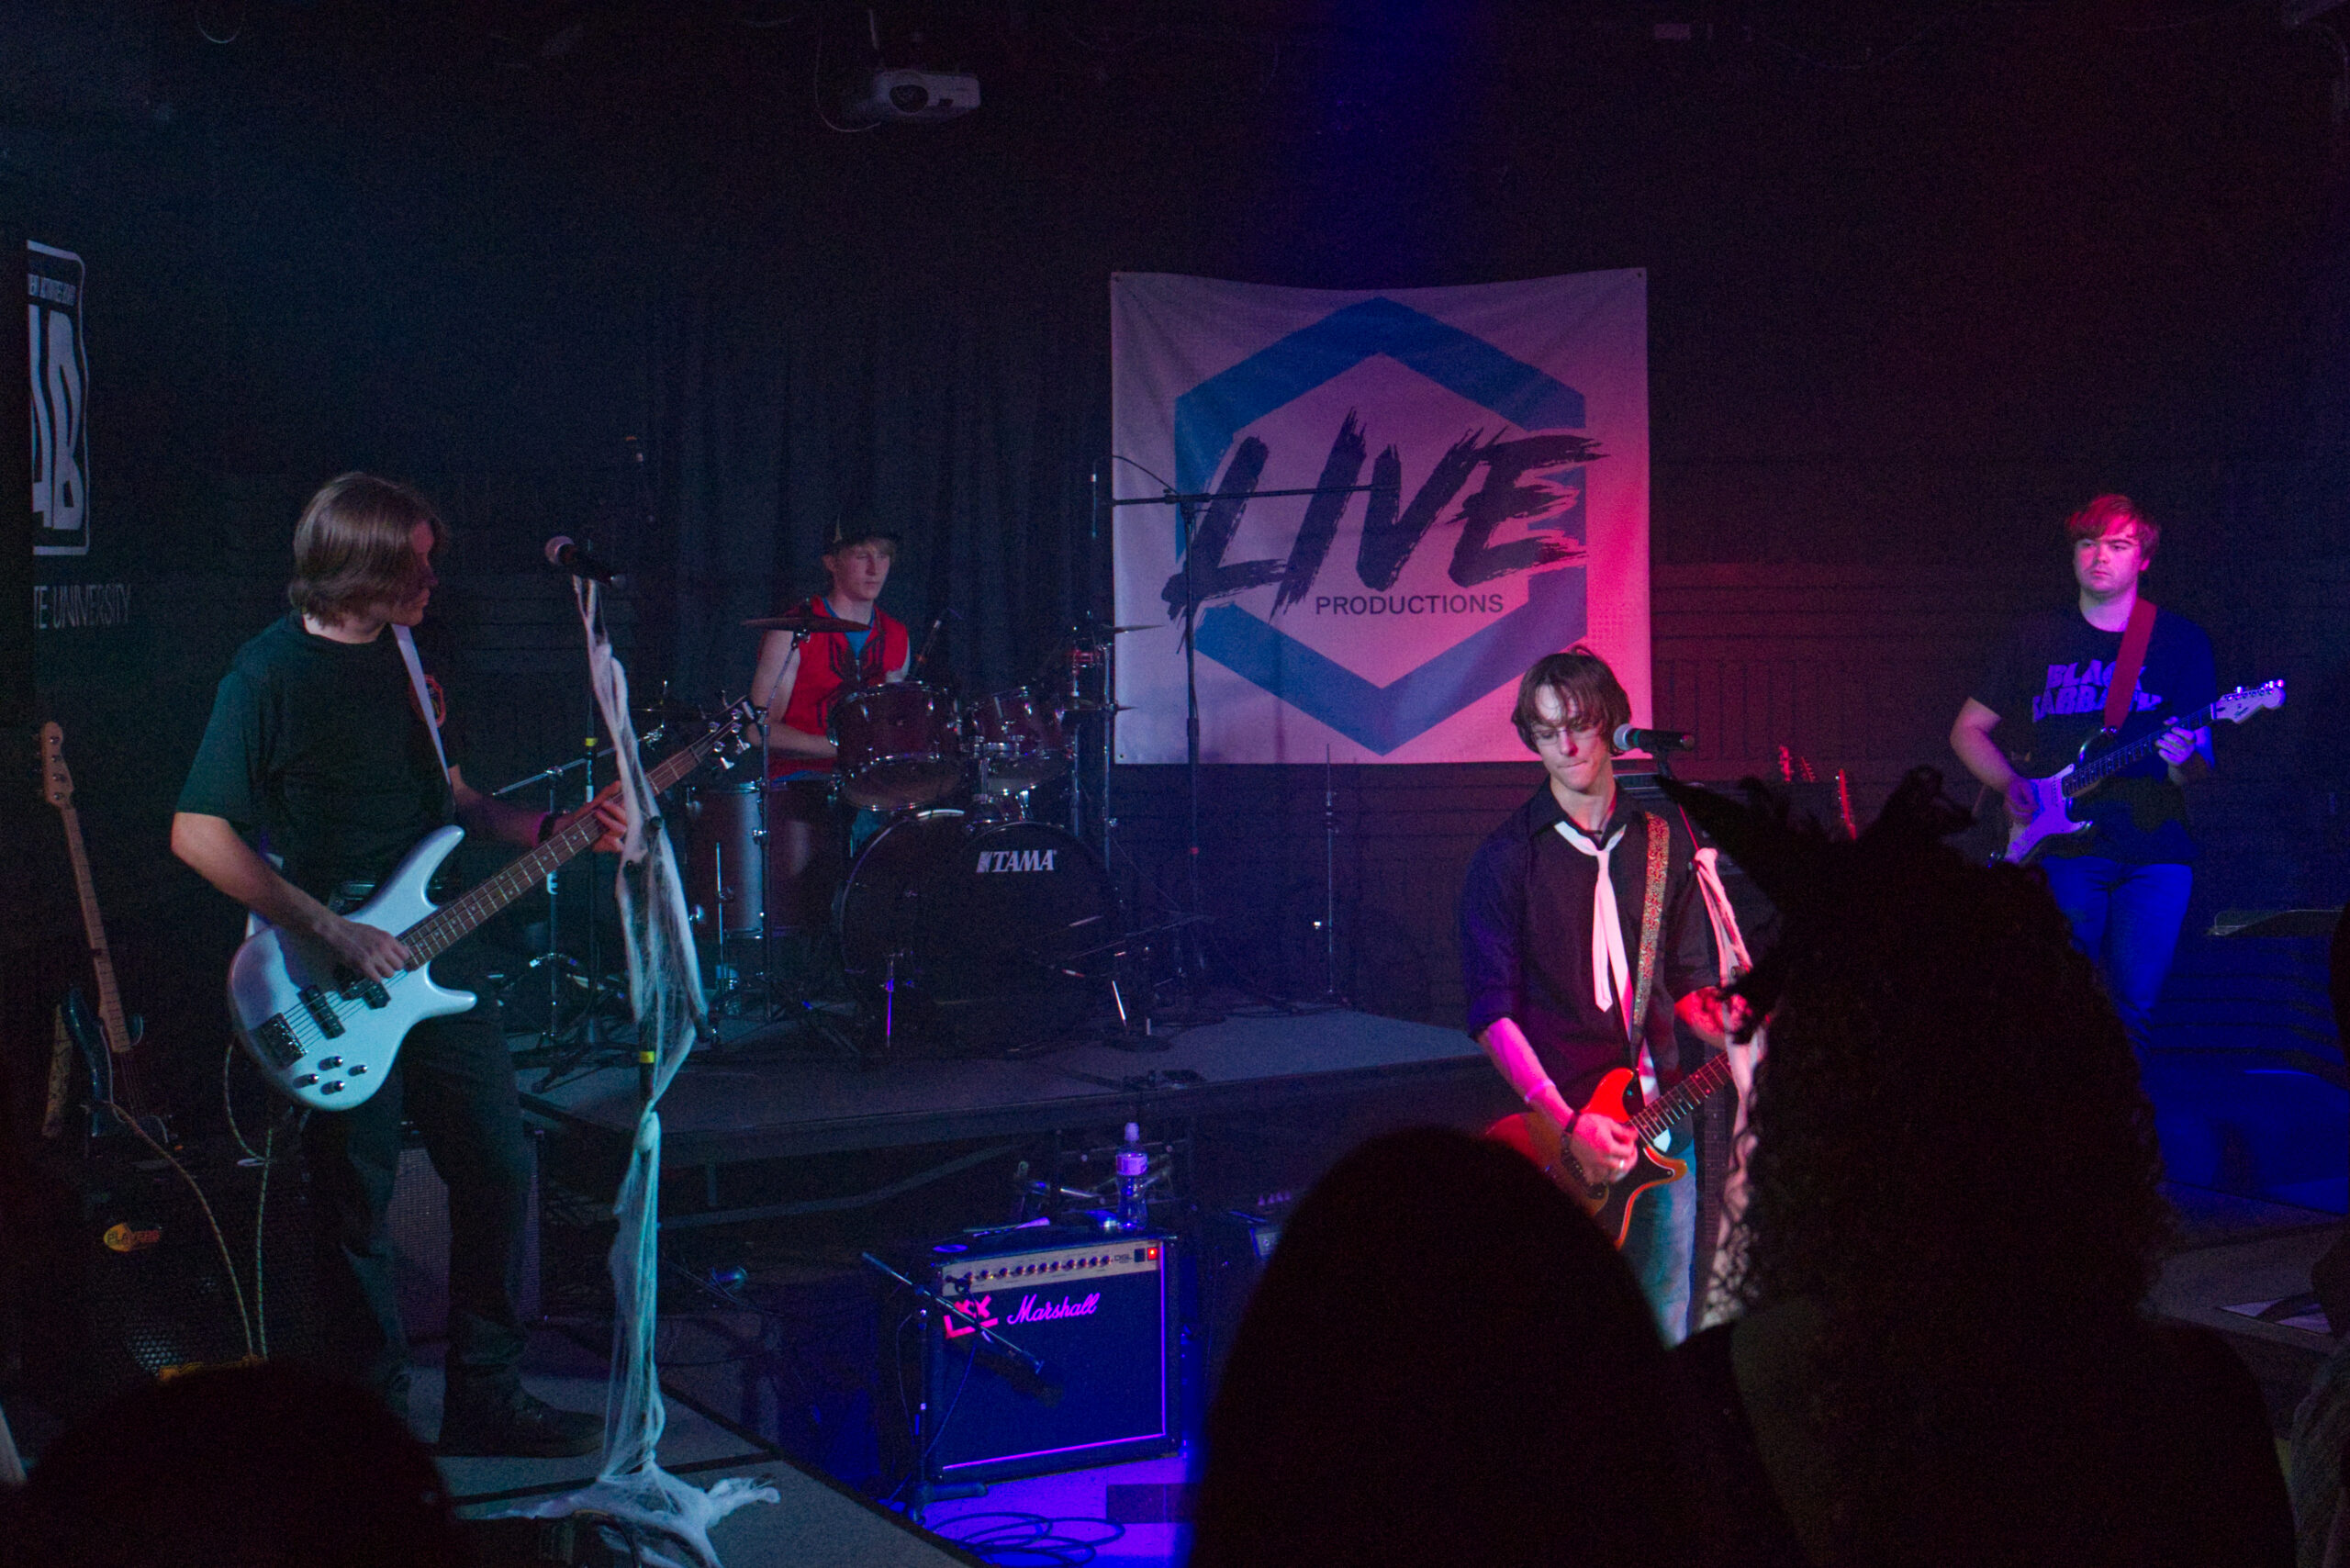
[772,597,909,777]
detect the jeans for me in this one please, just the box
[1623,1121,1697,1346]
[2038,855,2194,1061]
[302,946,531,1409]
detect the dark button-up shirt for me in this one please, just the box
[1459,782,1717,1105]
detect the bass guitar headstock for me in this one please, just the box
[39,722,73,812]
[703,697,760,771]
[2213,678,2286,726]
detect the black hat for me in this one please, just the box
[824,517,901,553]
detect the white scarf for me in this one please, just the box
[1553,817,1632,1036]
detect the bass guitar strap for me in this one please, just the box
[2101,599,2158,731]
[392,624,454,791]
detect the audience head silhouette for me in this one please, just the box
[11,1360,464,1568]
[1662,768,2251,1566]
[1188,1126,1699,1568]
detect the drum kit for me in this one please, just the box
[667,606,1140,1054]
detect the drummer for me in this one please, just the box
[750,521,911,926]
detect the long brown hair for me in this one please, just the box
[1510,646,1631,752]
[286,473,444,623]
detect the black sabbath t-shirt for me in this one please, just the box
[1973,606,2216,865]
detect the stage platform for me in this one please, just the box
[520,1006,1489,1170]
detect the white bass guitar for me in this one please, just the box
[2001,679,2284,866]
[229,701,755,1110]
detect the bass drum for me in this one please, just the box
[835,814,1114,1050]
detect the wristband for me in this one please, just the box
[536,811,557,845]
[1522,1077,1555,1108]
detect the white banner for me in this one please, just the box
[1111,271,1649,763]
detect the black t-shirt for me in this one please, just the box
[177,612,455,900]
[1973,605,2216,865]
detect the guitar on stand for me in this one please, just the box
[39,722,168,1143]
[227,700,755,1111]
[2001,679,2286,866]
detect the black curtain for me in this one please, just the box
[654,241,1115,715]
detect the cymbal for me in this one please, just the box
[1061,700,1131,714]
[744,609,864,634]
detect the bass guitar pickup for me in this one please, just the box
[297,987,347,1037]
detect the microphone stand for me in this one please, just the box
[860,1250,1048,1517]
[1105,479,1375,1008]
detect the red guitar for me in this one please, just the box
[1494,1052,1735,1249]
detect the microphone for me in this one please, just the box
[912,609,951,677]
[1613,723,1695,755]
[544,535,624,586]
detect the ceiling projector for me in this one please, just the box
[842,68,980,125]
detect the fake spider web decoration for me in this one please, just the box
[494,580,778,1566]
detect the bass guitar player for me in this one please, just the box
[171,474,625,1458]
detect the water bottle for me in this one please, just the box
[1115,1122,1150,1232]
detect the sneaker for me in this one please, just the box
[436,1387,602,1459]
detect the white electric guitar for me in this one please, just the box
[229,701,755,1110]
[2001,679,2285,866]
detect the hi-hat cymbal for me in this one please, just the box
[1061,700,1132,714]
[744,609,864,634]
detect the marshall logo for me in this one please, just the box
[940,1289,1103,1337]
[976,848,1058,874]
[1004,1291,1101,1326]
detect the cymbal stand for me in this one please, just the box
[1320,745,1349,1006]
[493,751,596,1043]
[751,636,861,1057]
[1105,474,1375,1005]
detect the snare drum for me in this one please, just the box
[967,687,1068,791]
[830,683,961,810]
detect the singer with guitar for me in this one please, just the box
[171,474,624,1458]
[1951,494,2216,1066]
[1459,649,1745,1344]
[746,521,912,927]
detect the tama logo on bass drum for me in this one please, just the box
[976,848,1058,873]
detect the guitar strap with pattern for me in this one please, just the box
[1626,811,1671,1066]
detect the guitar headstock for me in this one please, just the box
[2213,679,2286,725]
[705,697,759,769]
[39,722,73,811]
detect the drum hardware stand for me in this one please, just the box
[493,749,599,1045]
[1105,470,1375,1007]
[744,688,864,1060]
[1317,745,1350,1007]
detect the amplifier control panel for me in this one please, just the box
[937,1239,1162,1297]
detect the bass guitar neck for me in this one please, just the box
[39,722,162,1134]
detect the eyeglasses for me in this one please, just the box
[1528,720,1603,747]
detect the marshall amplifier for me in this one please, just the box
[919,1229,1177,1484]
